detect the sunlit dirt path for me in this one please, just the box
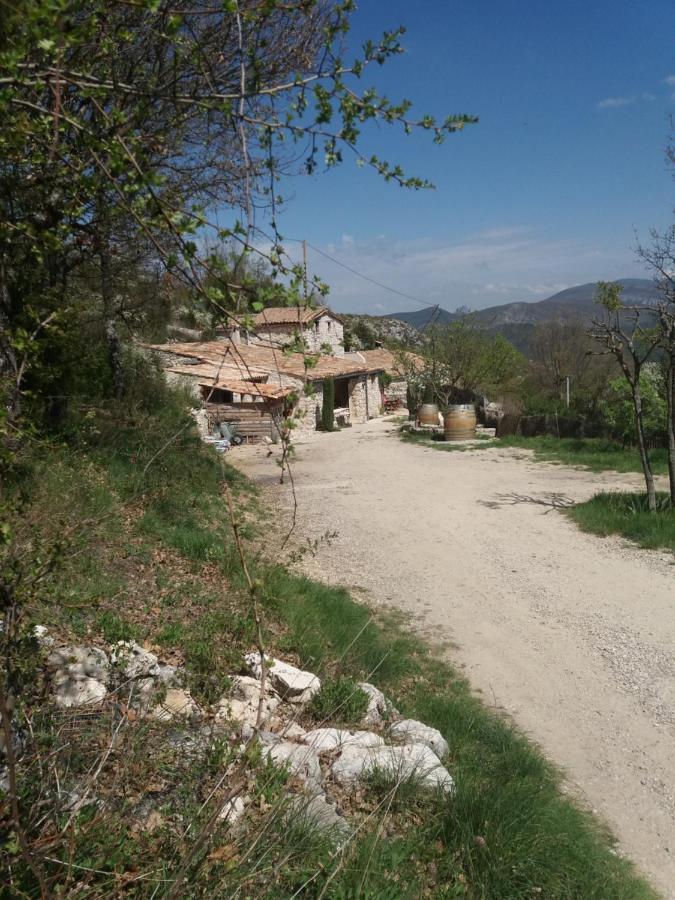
[235,418,675,897]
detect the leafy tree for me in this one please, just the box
[423,318,523,410]
[590,282,661,511]
[525,319,615,416]
[604,364,667,448]
[0,0,477,428]
[636,221,675,505]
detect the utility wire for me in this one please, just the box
[291,239,436,310]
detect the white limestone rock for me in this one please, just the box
[245,653,320,701]
[302,728,384,754]
[389,719,449,758]
[111,641,160,680]
[288,793,349,837]
[151,689,201,722]
[54,676,107,708]
[218,795,247,825]
[264,741,323,791]
[33,625,53,647]
[156,664,182,688]
[215,687,280,732]
[358,682,398,727]
[331,743,454,794]
[48,645,109,684]
[49,646,109,707]
[269,718,307,741]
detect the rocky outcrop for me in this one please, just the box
[33,633,454,841]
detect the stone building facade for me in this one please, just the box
[221,306,345,357]
[146,339,382,441]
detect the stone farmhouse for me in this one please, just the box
[345,347,425,407]
[219,306,345,357]
[147,337,382,440]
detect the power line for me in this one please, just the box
[298,240,436,310]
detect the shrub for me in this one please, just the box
[321,377,335,431]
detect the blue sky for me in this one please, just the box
[264,1,675,314]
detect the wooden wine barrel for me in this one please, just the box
[418,403,440,426]
[444,404,477,441]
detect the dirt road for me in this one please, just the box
[236,418,675,896]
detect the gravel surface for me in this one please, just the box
[235,418,675,897]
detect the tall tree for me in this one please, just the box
[0,0,477,423]
[636,226,675,504]
[589,282,661,510]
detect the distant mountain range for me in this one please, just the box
[383,279,661,354]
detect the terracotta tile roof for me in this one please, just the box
[253,305,332,326]
[345,348,425,376]
[146,340,382,381]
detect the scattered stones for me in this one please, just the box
[245,653,320,702]
[389,719,449,758]
[359,682,397,726]
[264,741,323,792]
[302,728,384,754]
[151,689,201,722]
[331,743,454,794]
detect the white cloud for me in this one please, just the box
[290,229,641,315]
[597,95,635,109]
[664,75,675,86]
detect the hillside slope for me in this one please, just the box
[386,278,660,332]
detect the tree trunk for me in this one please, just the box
[631,381,657,511]
[667,353,675,506]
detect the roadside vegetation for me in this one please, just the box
[2,379,657,897]
[567,492,675,554]
[401,427,669,474]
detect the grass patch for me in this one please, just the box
[498,435,669,475]
[567,491,675,554]
[307,676,369,725]
[401,426,670,476]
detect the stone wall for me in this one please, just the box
[312,315,344,357]
[233,315,344,356]
[348,377,367,424]
[386,378,408,403]
[292,382,322,438]
[366,373,382,417]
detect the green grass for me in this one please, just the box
[567,491,675,554]
[498,435,669,475]
[307,676,369,725]
[5,394,657,899]
[401,425,670,475]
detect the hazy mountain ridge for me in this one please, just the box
[385,279,661,331]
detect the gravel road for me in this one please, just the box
[235,418,675,896]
